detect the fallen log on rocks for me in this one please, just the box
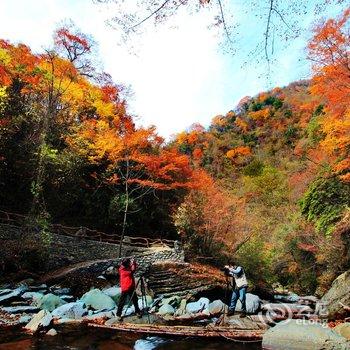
[89,322,265,340]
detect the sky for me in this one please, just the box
[0,0,346,138]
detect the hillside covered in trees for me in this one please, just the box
[1,9,350,296]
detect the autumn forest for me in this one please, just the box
[1,7,350,298]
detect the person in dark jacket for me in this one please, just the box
[116,258,141,321]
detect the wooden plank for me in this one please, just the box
[89,323,265,340]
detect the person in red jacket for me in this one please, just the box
[116,258,141,320]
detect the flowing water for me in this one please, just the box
[0,328,262,350]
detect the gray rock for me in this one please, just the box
[18,315,32,324]
[51,302,87,319]
[174,299,187,316]
[0,288,24,305]
[299,295,319,304]
[55,318,82,325]
[102,287,121,303]
[60,295,75,302]
[0,289,12,296]
[28,284,47,291]
[319,270,350,319]
[274,293,300,303]
[262,319,350,350]
[262,303,313,315]
[1,306,40,314]
[158,304,175,316]
[83,311,114,321]
[208,300,228,315]
[50,287,71,295]
[22,292,44,301]
[235,293,261,314]
[46,328,58,336]
[80,289,116,311]
[161,296,181,308]
[186,297,210,314]
[36,293,66,312]
[24,310,53,333]
[105,266,118,276]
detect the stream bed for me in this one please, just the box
[0,328,262,350]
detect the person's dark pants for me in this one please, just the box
[117,289,141,317]
[229,286,247,313]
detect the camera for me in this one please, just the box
[220,266,231,276]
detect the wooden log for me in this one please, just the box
[89,322,265,340]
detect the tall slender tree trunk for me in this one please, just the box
[118,157,130,257]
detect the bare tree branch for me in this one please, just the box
[129,0,171,31]
[217,0,234,46]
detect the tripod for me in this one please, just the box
[222,275,233,324]
[122,274,151,323]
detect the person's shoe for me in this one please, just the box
[116,316,123,322]
[239,312,247,318]
[136,312,142,319]
[226,310,235,317]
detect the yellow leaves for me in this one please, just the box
[0,48,11,65]
[248,108,270,121]
[0,86,7,99]
[93,99,115,118]
[235,116,249,132]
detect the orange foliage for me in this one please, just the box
[192,147,203,160]
[226,146,251,159]
[211,115,227,127]
[308,8,350,181]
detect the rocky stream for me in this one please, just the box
[0,266,349,350]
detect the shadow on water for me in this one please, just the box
[0,328,262,350]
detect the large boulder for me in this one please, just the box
[262,320,350,350]
[319,270,350,319]
[51,302,87,319]
[208,300,228,315]
[158,304,175,316]
[236,293,261,314]
[186,297,210,314]
[334,323,350,340]
[36,293,66,312]
[24,310,53,333]
[102,287,121,303]
[80,289,116,311]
